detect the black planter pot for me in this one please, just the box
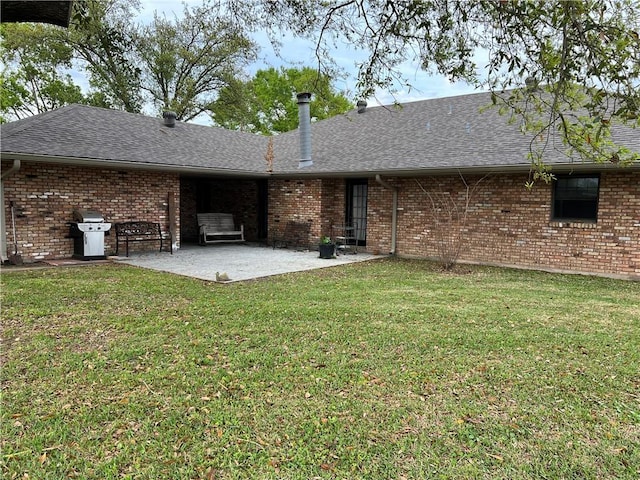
[318,243,335,259]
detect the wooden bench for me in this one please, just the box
[272,220,311,250]
[115,221,164,257]
[197,213,245,245]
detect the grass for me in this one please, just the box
[1,259,639,479]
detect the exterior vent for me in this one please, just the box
[297,92,312,168]
[163,111,176,128]
[357,100,367,113]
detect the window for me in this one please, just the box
[552,175,600,222]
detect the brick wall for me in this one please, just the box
[367,178,394,255]
[321,178,346,238]
[4,160,637,277]
[2,161,179,261]
[268,178,345,247]
[368,172,640,277]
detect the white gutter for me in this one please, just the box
[375,174,398,255]
[1,160,21,262]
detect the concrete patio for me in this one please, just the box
[115,243,381,282]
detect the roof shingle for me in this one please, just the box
[1,104,269,175]
[2,93,638,176]
[272,92,639,175]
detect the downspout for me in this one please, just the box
[1,160,21,262]
[375,174,398,255]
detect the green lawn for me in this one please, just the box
[1,259,639,479]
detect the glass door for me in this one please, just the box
[346,179,367,245]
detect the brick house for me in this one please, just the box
[1,92,639,278]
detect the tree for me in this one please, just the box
[0,23,86,121]
[227,0,640,170]
[416,174,489,271]
[210,66,352,134]
[64,0,143,113]
[2,0,258,122]
[136,4,256,122]
[0,2,141,120]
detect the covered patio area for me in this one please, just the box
[116,243,379,282]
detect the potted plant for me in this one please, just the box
[318,235,335,259]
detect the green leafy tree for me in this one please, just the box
[136,3,257,122]
[210,66,352,134]
[229,0,640,169]
[208,75,256,132]
[2,0,257,122]
[64,0,143,113]
[1,1,143,118]
[0,23,86,121]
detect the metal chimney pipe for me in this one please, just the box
[297,92,312,168]
[163,111,176,127]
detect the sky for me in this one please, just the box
[136,0,483,109]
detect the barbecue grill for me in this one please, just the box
[69,209,111,260]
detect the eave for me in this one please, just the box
[0,152,270,179]
[269,161,639,179]
[2,152,637,181]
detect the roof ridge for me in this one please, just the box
[63,103,272,138]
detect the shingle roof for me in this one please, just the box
[2,93,638,177]
[1,104,269,175]
[271,92,640,175]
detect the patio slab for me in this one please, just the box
[115,243,381,282]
